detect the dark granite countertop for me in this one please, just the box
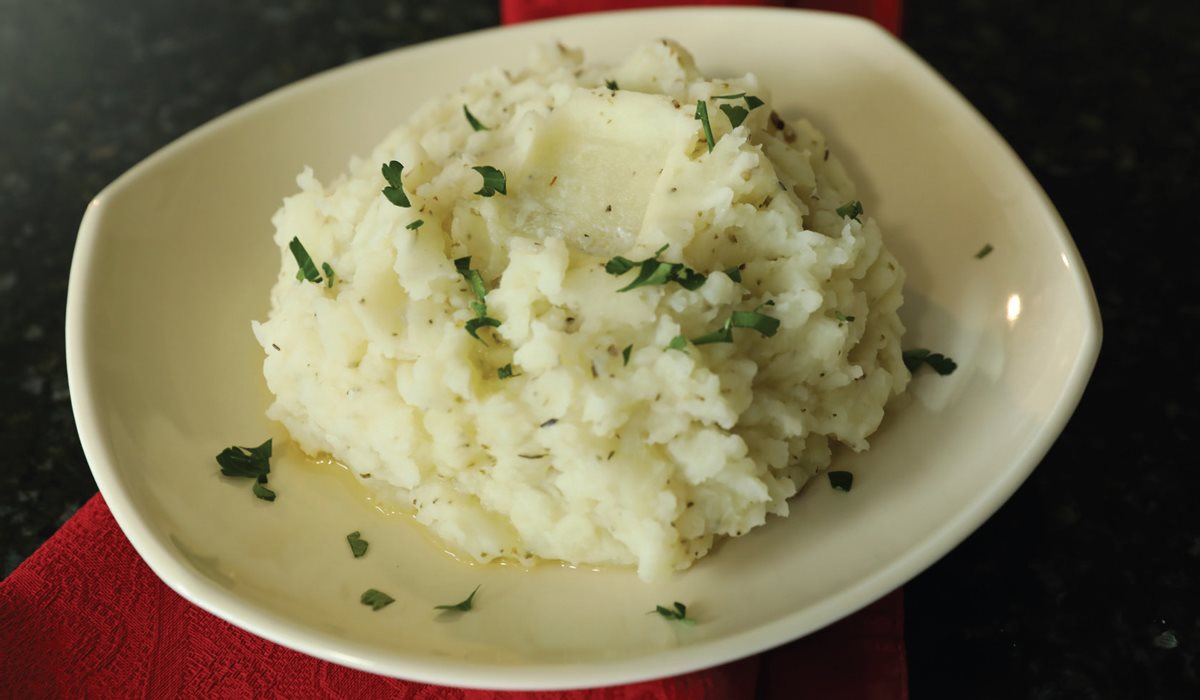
[2,1,1196,696]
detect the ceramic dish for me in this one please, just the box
[65,7,1101,690]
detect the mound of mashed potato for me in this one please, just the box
[253,40,909,581]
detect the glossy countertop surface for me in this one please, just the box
[1,1,1195,696]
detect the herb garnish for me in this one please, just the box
[472,165,507,197]
[289,238,323,284]
[462,104,489,132]
[498,363,514,379]
[216,439,272,479]
[651,601,696,625]
[604,244,706,292]
[902,348,957,375]
[725,266,743,283]
[975,243,994,259]
[713,93,763,128]
[828,471,854,492]
[216,439,277,501]
[692,301,780,345]
[454,256,501,342]
[622,344,632,366]
[834,310,855,322]
[322,262,336,288]
[605,78,619,90]
[666,335,688,351]
[406,219,424,231]
[835,200,864,221]
[361,589,394,611]
[252,477,276,502]
[381,161,411,207]
[694,100,715,152]
[435,585,479,612]
[346,531,368,558]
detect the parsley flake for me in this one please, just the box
[465,316,501,342]
[694,100,715,152]
[604,245,706,292]
[346,531,368,558]
[215,439,272,479]
[361,589,394,611]
[289,238,323,284]
[622,344,632,366]
[744,95,765,110]
[719,103,750,129]
[666,335,688,352]
[406,219,424,231]
[828,470,854,492]
[835,200,864,221]
[498,363,515,379]
[252,478,276,502]
[462,104,489,132]
[651,601,696,625]
[472,165,507,197]
[975,243,994,259]
[834,310,855,322]
[725,266,743,283]
[322,262,336,288]
[435,585,480,612]
[381,160,411,208]
[605,78,619,90]
[454,256,502,342]
[693,301,780,345]
[902,348,957,375]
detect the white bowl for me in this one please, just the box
[66,7,1101,690]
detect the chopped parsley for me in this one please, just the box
[346,531,368,558]
[435,585,479,612]
[835,200,864,221]
[651,601,696,625]
[215,439,272,479]
[406,219,424,231]
[360,589,394,611]
[902,348,958,375]
[604,244,706,292]
[321,262,336,288]
[714,93,764,127]
[462,104,489,132]
[692,301,780,345]
[472,165,507,197]
[975,243,994,259]
[252,477,276,502]
[666,335,688,351]
[694,100,715,152]
[381,160,411,207]
[828,471,854,492]
[834,310,855,322]
[454,256,502,342]
[498,363,515,379]
[216,439,279,502]
[289,238,323,284]
[622,344,632,366]
[605,78,619,90]
[725,266,743,283]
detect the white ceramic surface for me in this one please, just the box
[66,7,1101,690]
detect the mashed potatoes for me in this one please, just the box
[253,40,909,581]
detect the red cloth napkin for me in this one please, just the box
[501,0,903,35]
[0,494,902,696]
[1,495,906,697]
[3,3,910,697]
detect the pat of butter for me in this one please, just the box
[509,87,698,256]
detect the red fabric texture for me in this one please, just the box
[500,0,903,35]
[1,494,907,698]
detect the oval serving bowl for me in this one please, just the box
[66,7,1100,690]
